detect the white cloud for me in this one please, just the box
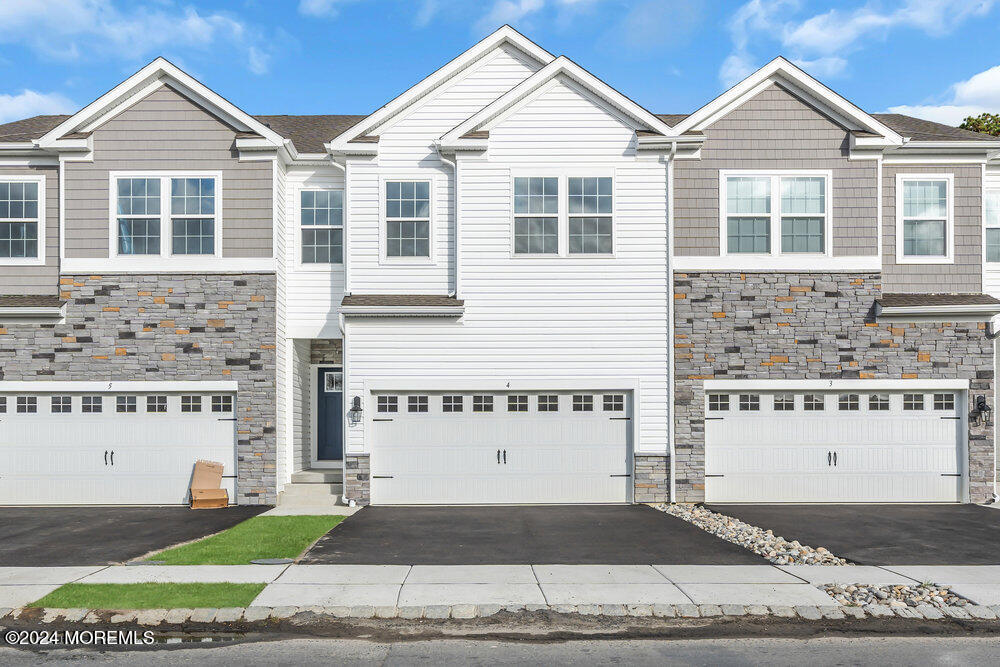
[888,64,1000,125]
[0,0,276,74]
[0,90,77,124]
[298,0,357,18]
[414,0,440,27]
[722,0,996,87]
[475,0,545,33]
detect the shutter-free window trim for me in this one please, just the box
[0,175,45,266]
[895,173,954,265]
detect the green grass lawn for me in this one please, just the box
[149,515,344,565]
[29,583,266,609]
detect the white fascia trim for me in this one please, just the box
[38,58,284,148]
[671,255,881,272]
[670,58,902,143]
[441,56,674,144]
[704,378,970,391]
[879,304,1000,316]
[329,26,554,150]
[61,258,275,273]
[339,306,464,316]
[0,155,59,166]
[0,380,239,393]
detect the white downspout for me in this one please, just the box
[667,142,677,504]
[435,144,460,299]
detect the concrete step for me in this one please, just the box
[291,469,342,484]
[278,482,344,505]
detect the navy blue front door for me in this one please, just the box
[316,366,344,461]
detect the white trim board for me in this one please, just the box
[704,379,970,391]
[60,258,275,273]
[0,380,238,392]
[671,256,881,272]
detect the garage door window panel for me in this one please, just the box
[82,396,102,413]
[473,395,493,412]
[408,395,428,413]
[377,396,398,413]
[51,396,71,413]
[211,395,233,413]
[147,395,167,413]
[117,396,137,413]
[803,394,824,411]
[181,395,202,413]
[0,397,6,413]
[904,393,924,410]
[443,395,463,413]
[572,395,594,412]
[739,394,760,411]
[934,393,955,410]
[869,393,890,411]
[838,394,859,411]
[16,397,36,413]
[508,395,528,412]
[538,395,558,412]
[603,394,624,411]
[708,394,729,411]
[773,394,794,411]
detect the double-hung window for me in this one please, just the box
[301,190,343,264]
[723,172,829,256]
[568,177,612,254]
[385,180,430,258]
[513,177,558,254]
[0,177,43,264]
[985,187,1000,263]
[114,174,219,258]
[896,174,953,263]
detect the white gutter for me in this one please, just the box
[0,305,66,318]
[667,140,676,504]
[340,306,465,317]
[434,142,460,299]
[876,303,1000,316]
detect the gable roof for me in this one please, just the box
[439,56,674,147]
[36,57,286,149]
[327,25,554,150]
[669,57,903,145]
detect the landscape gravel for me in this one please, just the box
[656,503,850,565]
[822,583,968,609]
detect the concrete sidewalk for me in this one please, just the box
[10,563,1000,609]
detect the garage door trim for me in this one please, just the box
[704,378,970,391]
[0,380,239,392]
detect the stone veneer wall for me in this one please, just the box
[673,272,995,503]
[0,274,277,504]
[310,339,342,364]
[634,455,669,502]
[345,455,370,505]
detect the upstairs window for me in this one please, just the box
[115,174,219,258]
[568,177,612,254]
[301,190,343,264]
[897,175,952,263]
[0,178,43,263]
[385,181,430,258]
[514,177,558,254]
[985,188,1000,263]
[723,172,829,256]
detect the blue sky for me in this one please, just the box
[0,0,998,126]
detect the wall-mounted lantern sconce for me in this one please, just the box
[348,396,363,426]
[971,395,992,427]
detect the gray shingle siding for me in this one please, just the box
[63,85,273,260]
[0,165,59,295]
[881,164,982,293]
[673,84,878,258]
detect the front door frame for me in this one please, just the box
[310,364,344,468]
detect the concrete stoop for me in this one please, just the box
[279,469,345,508]
[7,602,1000,627]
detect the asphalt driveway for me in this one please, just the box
[303,505,765,565]
[0,506,267,566]
[709,504,1000,565]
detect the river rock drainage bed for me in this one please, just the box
[655,503,850,566]
[823,583,968,608]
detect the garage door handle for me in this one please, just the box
[833,451,837,467]
[217,417,237,422]
[110,451,114,466]
[705,474,724,478]
[503,449,506,464]
[610,473,631,477]
[827,451,832,466]
[497,449,501,464]
[104,450,108,466]
[940,416,961,420]
[372,475,393,479]
[940,473,962,477]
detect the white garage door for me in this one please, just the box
[0,391,237,505]
[705,388,965,503]
[370,391,632,504]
